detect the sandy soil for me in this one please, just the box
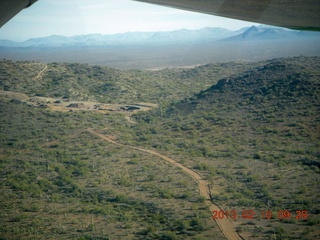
[0,90,155,119]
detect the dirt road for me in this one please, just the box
[33,65,48,80]
[125,116,137,124]
[87,129,242,240]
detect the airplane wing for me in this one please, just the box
[0,0,319,31]
[0,0,38,27]
[133,0,320,31]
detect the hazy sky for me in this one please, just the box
[0,0,257,41]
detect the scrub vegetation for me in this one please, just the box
[0,59,262,104]
[0,56,319,239]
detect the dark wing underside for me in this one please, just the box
[0,0,37,27]
[134,0,320,31]
[0,0,319,31]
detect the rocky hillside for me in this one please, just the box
[0,59,262,104]
[127,57,320,239]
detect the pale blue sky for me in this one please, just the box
[0,0,257,41]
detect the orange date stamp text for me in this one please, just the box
[212,209,308,220]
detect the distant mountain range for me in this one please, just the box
[223,26,320,41]
[1,25,319,48]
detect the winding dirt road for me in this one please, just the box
[87,128,242,240]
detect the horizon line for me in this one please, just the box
[0,25,267,42]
